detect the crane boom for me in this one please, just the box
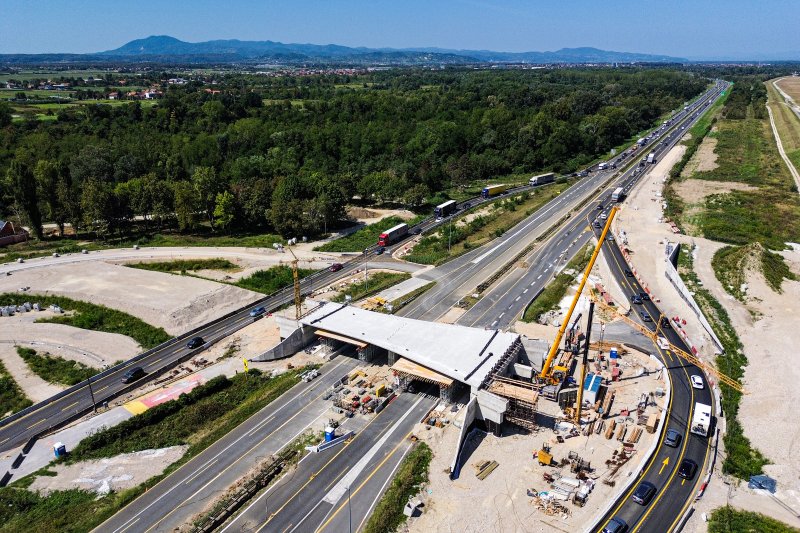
[539,207,618,381]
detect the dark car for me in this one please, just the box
[463,202,471,209]
[578,170,589,177]
[249,306,266,317]
[678,459,698,480]
[602,517,628,533]
[631,295,643,305]
[639,291,650,301]
[640,312,653,322]
[375,247,385,255]
[186,336,205,349]
[632,481,657,505]
[122,366,145,384]
[412,228,422,235]
[594,221,602,228]
[664,428,682,448]
[660,317,672,329]
[596,204,604,210]
[624,269,634,277]
[329,263,343,272]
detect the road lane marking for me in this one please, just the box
[537,275,542,280]
[61,401,79,412]
[28,419,46,428]
[184,459,217,485]
[514,296,521,302]
[498,313,504,318]
[116,518,139,533]
[523,289,528,294]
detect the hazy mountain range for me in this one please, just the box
[0,35,689,65]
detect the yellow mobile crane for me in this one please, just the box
[538,207,618,384]
[286,245,302,320]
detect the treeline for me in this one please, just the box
[0,68,707,240]
[723,78,767,120]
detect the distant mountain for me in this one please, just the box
[97,35,687,64]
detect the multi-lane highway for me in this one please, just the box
[592,226,714,533]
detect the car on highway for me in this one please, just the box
[577,170,589,177]
[638,292,650,301]
[678,458,698,480]
[329,263,343,272]
[596,204,604,210]
[599,212,608,220]
[602,517,629,533]
[186,336,205,349]
[624,269,634,277]
[375,246,385,255]
[594,221,601,228]
[660,317,672,329]
[664,428,682,448]
[630,295,643,305]
[691,375,704,389]
[249,306,267,317]
[122,366,145,384]
[631,481,657,505]
[640,312,653,322]
[412,228,422,235]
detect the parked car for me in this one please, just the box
[631,481,657,505]
[678,459,698,480]
[640,312,653,322]
[329,263,343,272]
[249,306,266,317]
[664,428,682,448]
[122,366,145,384]
[602,517,629,533]
[186,336,205,349]
[691,375,704,389]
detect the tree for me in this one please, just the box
[80,178,113,239]
[173,181,198,232]
[403,183,430,208]
[0,101,11,128]
[6,157,42,239]
[34,160,67,236]
[213,191,236,233]
[192,166,221,228]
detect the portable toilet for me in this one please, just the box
[324,426,336,442]
[54,442,67,458]
[609,348,619,360]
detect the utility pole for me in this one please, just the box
[347,485,352,533]
[363,248,369,294]
[448,216,453,253]
[87,378,97,413]
[575,302,595,426]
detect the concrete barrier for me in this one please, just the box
[450,396,479,479]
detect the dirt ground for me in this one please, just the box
[672,179,757,205]
[680,134,719,176]
[776,77,800,103]
[29,445,188,496]
[615,140,800,527]
[409,348,666,533]
[345,206,416,226]
[0,261,263,336]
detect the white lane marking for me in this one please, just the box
[515,296,521,302]
[523,289,528,294]
[491,321,498,327]
[537,275,542,280]
[499,313,505,318]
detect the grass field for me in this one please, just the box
[768,79,800,180]
[708,506,798,533]
[0,293,170,349]
[362,442,432,533]
[16,347,98,386]
[127,258,239,274]
[406,182,573,265]
[234,265,316,294]
[0,359,32,418]
[0,368,306,533]
[712,243,797,302]
[332,272,411,303]
[128,231,284,249]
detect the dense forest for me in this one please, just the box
[0,68,708,240]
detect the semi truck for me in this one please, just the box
[690,402,712,437]
[611,187,625,202]
[647,152,656,165]
[481,184,509,198]
[434,200,457,218]
[377,223,409,247]
[529,172,555,186]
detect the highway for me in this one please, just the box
[218,391,437,533]
[592,226,714,533]
[95,354,362,533]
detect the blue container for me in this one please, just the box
[324,427,336,442]
[54,442,67,458]
[609,348,619,359]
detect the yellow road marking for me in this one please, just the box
[61,401,79,412]
[659,457,669,475]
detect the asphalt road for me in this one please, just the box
[218,391,437,533]
[94,354,362,533]
[592,228,714,533]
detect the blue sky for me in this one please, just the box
[1,0,798,59]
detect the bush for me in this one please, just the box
[0,360,32,417]
[708,506,796,533]
[16,347,98,386]
[127,259,238,273]
[315,216,410,253]
[331,272,410,303]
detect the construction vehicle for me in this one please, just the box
[536,443,554,466]
[538,207,618,386]
[286,246,303,320]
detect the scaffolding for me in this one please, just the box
[488,375,540,431]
